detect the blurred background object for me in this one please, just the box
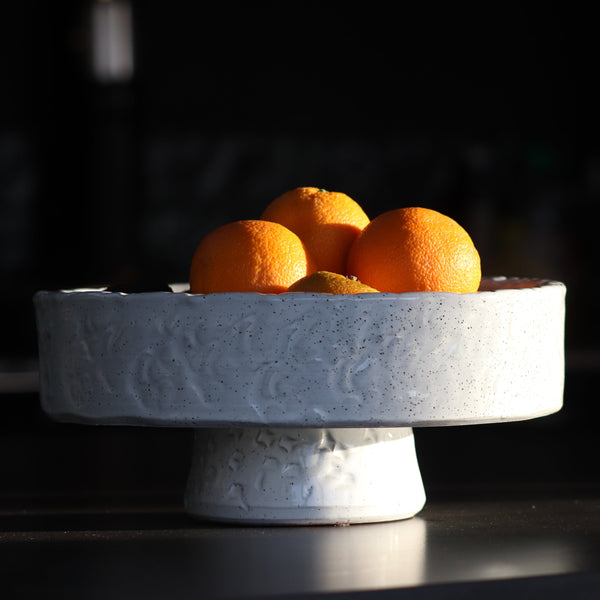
[0,1,598,506]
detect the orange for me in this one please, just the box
[287,271,379,294]
[346,207,481,293]
[261,187,370,275]
[189,220,314,294]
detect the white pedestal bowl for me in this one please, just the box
[34,277,565,525]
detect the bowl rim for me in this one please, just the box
[34,276,565,300]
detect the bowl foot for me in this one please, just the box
[184,427,426,525]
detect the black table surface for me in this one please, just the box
[1,486,599,600]
[2,368,599,598]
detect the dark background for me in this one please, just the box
[1,1,598,509]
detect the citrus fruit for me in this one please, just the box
[346,207,481,293]
[261,187,370,275]
[287,271,379,294]
[189,220,314,294]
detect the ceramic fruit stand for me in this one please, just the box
[34,277,565,525]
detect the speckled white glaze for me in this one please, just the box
[184,427,426,524]
[34,276,565,524]
[34,277,565,428]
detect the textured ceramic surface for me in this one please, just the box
[185,427,425,524]
[34,277,565,428]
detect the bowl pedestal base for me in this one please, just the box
[184,427,426,525]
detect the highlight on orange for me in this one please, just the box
[189,219,314,294]
[346,207,481,294]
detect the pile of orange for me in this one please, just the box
[189,186,481,295]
